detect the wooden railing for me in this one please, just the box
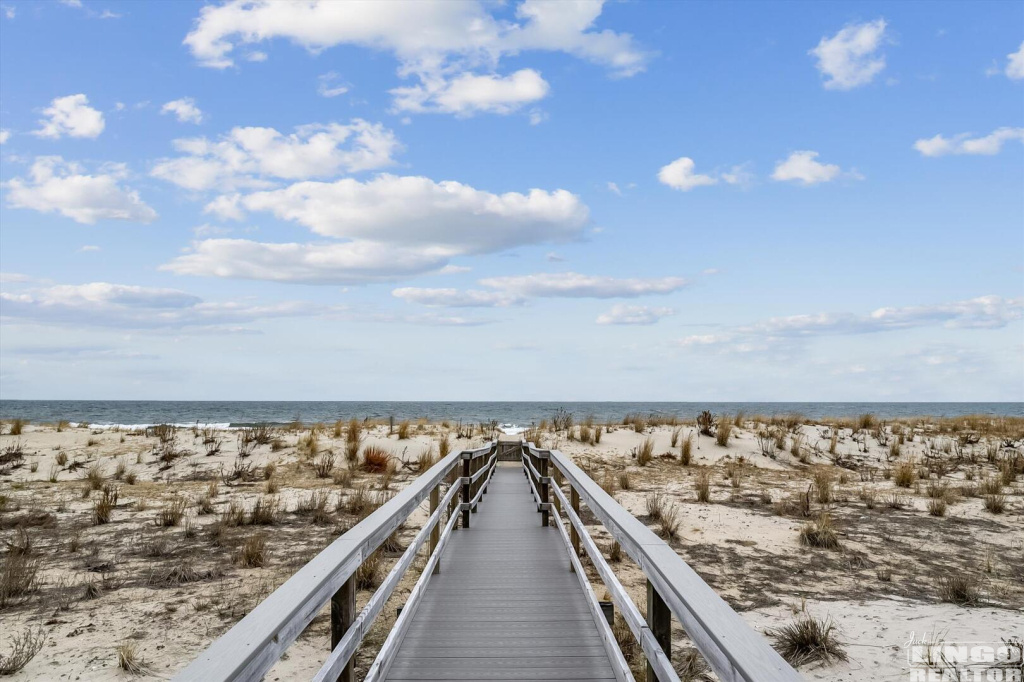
[173,441,498,682]
[522,442,801,682]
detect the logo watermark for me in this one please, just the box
[905,632,1023,681]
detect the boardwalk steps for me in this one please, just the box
[173,440,800,682]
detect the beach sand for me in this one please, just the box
[0,416,1021,680]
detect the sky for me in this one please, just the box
[0,0,1022,402]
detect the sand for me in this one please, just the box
[0,416,1021,680]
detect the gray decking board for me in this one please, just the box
[383,465,618,682]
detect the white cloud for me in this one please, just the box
[32,94,105,139]
[161,97,204,124]
[5,156,157,225]
[913,127,1024,157]
[596,304,675,325]
[478,272,688,298]
[151,119,400,191]
[545,252,565,262]
[162,239,451,284]
[317,72,349,98]
[234,174,588,253]
[657,157,717,191]
[721,162,755,187]
[245,51,267,62]
[0,129,9,144]
[0,281,335,331]
[78,245,101,252]
[2,4,14,19]
[203,194,245,221]
[771,150,849,185]
[678,296,1023,352]
[183,0,647,115]
[391,69,549,116]
[606,181,622,196]
[1005,41,1024,80]
[528,108,548,125]
[809,19,887,90]
[392,287,523,308]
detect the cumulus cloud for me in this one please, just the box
[657,157,717,191]
[183,0,647,114]
[771,151,854,185]
[678,295,1023,352]
[5,156,157,224]
[392,287,523,308]
[33,94,105,139]
[233,174,588,252]
[1005,41,1024,80]
[161,97,204,124]
[391,69,549,116]
[0,281,336,331]
[596,304,675,325]
[809,19,887,90]
[161,239,450,284]
[151,120,400,191]
[913,127,1024,157]
[0,129,9,144]
[478,272,688,298]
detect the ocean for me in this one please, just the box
[0,400,1021,428]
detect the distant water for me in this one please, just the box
[0,401,1021,428]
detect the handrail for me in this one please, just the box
[526,443,800,682]
[174,441,496,682]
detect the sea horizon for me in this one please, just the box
[2,399,1021,428]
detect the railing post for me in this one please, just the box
[471,452,480,513]
[540,455,549,527]
[330,574,356,682]
[570,485,580,559]
[461,454,471,529]
[429,483,440,575]
[646,579,671,682]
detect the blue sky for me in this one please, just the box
[0,0,1021,401]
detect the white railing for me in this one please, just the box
[522,442,801,682]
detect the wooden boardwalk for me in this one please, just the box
[384,464,618,681]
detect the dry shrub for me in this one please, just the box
[396,420,411,440]
[928,498,947,517]
[297,489,332,525]
[345,419,362,464]
[983,494,1006,514]
[696,410,716,437]
[362,445,392,473]
[885,492,907,510]
[636,437,654,466]
[93,484,119,525]
[332,468,352,487]
[799,514,841,550]
[343,484,372,516]
[0,627,45,675]
[680,434,693,465]
[0,553,39,607]
[769,615,848,667]
[608,541,622,563]
[157,497,187,527]
[196,493,215,515]
[715,421,732,447]
[416,449,437,474]
[676,648,712,682]
[264,478,280,494]
[237,533,267,567]
[84,462,105,490]
[938,574,981,605]
[812,470,834,505]
[313,452,336,479]
[695,469,711,503]
[894,461,915,488]
[617,471,631,490]
[249,496,279,525]
[262,462,276,480]
[979,478,1003,496]
[116,640,148,674]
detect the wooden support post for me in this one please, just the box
[446,468,458,522]
[540,456,549,527]
[330,574,356,682]
[552,469,562,516]
[429,484,440,575]
[570,485,580,559]
[471,454,479,513]
[646,579,671,682]
[461,455,471,529]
